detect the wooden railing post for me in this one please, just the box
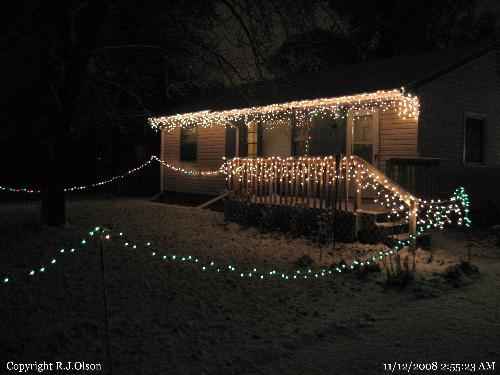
[227,159,232,192]
[319,159,324,209]
[293,158,301,203]
[323,158,332,209]
[312,158,317,208]
[273,159,278,204]
[283,160,290,205]
[306,158,311,207]
[344,158,349,212]
[354,159,363,239]
[409,200,418,251]
[334,154,340,211]
[259,159,263,203]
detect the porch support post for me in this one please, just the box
[409,200,418,251]
[354,159,362,238]
[344,158,349,212]
[227,159,232,192]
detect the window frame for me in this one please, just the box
[291,116,311,156]
[246,121,260,157]
[180,126,198,162]
[463,111,487,166]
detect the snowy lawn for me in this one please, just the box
[1,197,499,374]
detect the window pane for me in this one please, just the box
[294,118,310,141]
[352,144,373,164]
[352,115,372,142]
[465,117,484,163]
[182,126,198,143]
[180,143,197,161]
[294,142,306,156]
[180,126,198,161]
[226,125,237,158]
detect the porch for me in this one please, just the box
[224,155,441,247]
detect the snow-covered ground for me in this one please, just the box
[1,197,499,374]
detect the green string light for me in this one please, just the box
[1,188,470,286]
[2,228,94,286]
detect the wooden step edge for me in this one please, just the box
[374,219,408,228]
[354,208,391,216]
[387,231,430,241]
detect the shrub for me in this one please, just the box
[458,261,479,275]
[316,211,334,244]
[443,261,479,287]
[353,259,381,279]
[259,204,280,231]
[330,259,348,273]
[225,198,356,243]
[383,250,416,288]
[295,254,313,268]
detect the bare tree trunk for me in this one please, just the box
[41,0,110,226]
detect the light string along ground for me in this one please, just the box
[1,187,469,286]
[1,232,93,285]
[0,226,396,285]
[100,187,469,281]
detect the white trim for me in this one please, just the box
[228,122,240,157]
[346,108,380,168]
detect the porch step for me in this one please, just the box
[374,219,408,235]
[355,208,404,223]
[386,231,432,250]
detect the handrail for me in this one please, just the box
[226,155,417,204]
[350,156,415,205]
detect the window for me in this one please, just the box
[351,115,374,164]
[180,126,198,162]
[292,118,310,156]
[247,122,259,157]
[463,113,486,164]
[225,124,238,158]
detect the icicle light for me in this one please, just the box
[149,89,420,131]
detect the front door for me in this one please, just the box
[346,108,380,168]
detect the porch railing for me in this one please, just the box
[386,157,443,200]
[226,155,415,210]
[226,155,420,245]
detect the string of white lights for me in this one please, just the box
[0,156,471,233]
[0,156,224,194]
[149,89,420,131]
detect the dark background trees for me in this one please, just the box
[0,0,498,225]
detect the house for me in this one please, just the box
[149,42,499,232]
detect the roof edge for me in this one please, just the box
[406,40,500,90]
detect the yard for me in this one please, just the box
[1,197,499,374]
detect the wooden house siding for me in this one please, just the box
[379,107,418,172]
[417,49,500,196]
[160,101,418,195]
[161,126,226,195]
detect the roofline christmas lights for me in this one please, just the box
[148,88,420,131]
